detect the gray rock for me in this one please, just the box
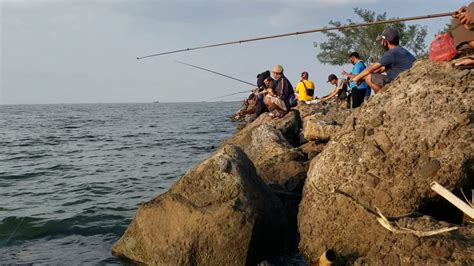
[113,145,290,265]
[298,59,474,264]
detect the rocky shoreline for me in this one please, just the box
[112,59,473,265]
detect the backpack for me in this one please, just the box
[429,33,457,62]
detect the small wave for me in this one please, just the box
[43,164,77,171]
[2,153,50,161]
[61,198,94,207]
[0,234,122,264]
[62,125,81,129]
[0,214,129,246]
[78,135,97,140]
[107,146,132,151]
[121,132,152,138]
[0,171,47,180]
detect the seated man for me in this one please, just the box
[232,94,255,120]
[452,2,474,68]
[295,71,315,103]
[263,65,294,117]
[321,74,350,107]
[256,70,271,89]
[351,28,416,93]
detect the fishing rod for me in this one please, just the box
[138,11,454,59]
[209,89,254,100]
[175,60,257,87]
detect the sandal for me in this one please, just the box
[454,55,474,70]
[274,110,287,118]
[269,110,283,118]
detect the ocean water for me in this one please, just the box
[0,102,240,264]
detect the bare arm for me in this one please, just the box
[341,70,356,79]
[351,62,383,83]
[453,3,474,26]
[373,66,386,74]
[321,85,340,102]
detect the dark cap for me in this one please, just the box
[327,74,337,83]
[256,70,271,88]
[256,70,270,79]
[378,28,399,42]
[349,52,360,58]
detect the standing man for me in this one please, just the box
[295,71,315,103]
[351,28,416,93]
[342,52,368,108]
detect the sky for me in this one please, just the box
[0,0,466,104]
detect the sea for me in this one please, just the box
[0,102,241,264]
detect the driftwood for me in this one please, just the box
[310,180,459,237]
[375,207,458,237]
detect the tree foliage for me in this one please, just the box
[315,8,428,65]
[437,23,451,35]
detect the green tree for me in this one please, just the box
[437,23,451,35]
[315,8,428,65]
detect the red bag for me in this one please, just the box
[429,33,458,62]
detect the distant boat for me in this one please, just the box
[153,100,159,103]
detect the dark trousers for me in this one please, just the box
[255,99,268,117]
[351,88,367,108]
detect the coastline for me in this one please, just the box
[112,59,473,265]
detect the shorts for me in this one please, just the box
[370,74,391,88]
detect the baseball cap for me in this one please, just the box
[377,28,400,42]
[327,74,337,83]
[272,65,284,74]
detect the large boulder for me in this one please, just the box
[298,60,474,263]
[245,125,308,191]
[301,107,351,143]
[225,110,302,149]
[298,141,327,160]
[302,114,341,142]
[112,145,290,265]
[224,110,308,191]
[296,102,328,118]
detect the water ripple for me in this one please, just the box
[0,102,239,264]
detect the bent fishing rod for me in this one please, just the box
[175,60,257,87]
[138,11,454,59]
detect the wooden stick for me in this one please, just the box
[430,181,474,219]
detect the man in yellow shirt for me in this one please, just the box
[295,71,315,102]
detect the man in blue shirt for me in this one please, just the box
[342,52,368,108]
[351,28,416,93]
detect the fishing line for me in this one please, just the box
[175,61,256,87]
[2,217,25,246]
